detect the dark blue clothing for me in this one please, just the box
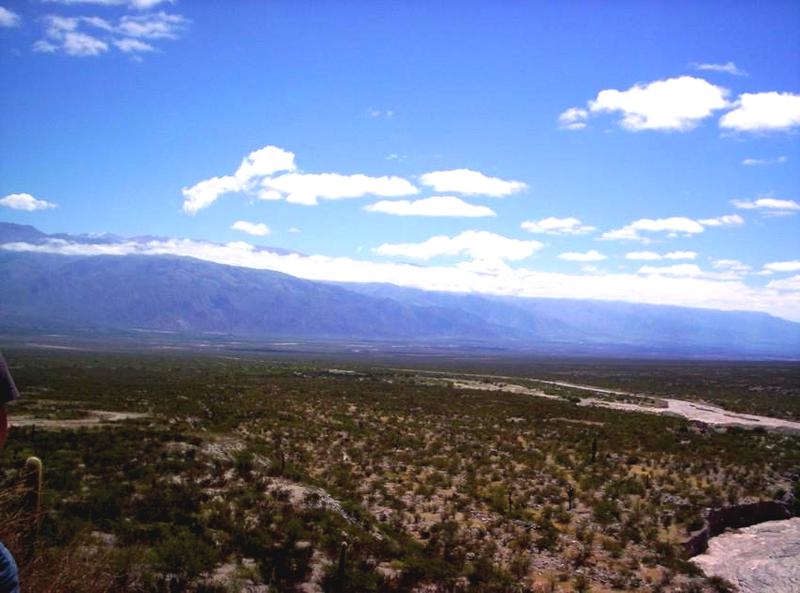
[0,354,19,404]
[0,543,19,593]
[1,354,20,593]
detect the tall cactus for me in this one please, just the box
[335,541,348,593]
[590,435,598,464]
[24,456,43,559]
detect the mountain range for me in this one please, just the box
[1,222,798,359]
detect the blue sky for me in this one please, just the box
[1,0,799,319]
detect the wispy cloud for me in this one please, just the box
[364,196,496,218]
[741,156,787,166]
[602,217,705,241]
[558,250,606,262]
[626,251,697,261]
[558,107,588,130]
[374,230,542,262]
[42,0,174,9]
[690,61,747,76]
[33,11,188,57]
[521,217,595,235]
[603,214,743,242]
[713,259,751,273]
[367,108,394,119]
[0,193,57,211]
[117,11,186,39]
[732,197,800,215]
[113,37,155,53]
[636,263,746,281]
[698,214,744,227]
[0,6,20,27]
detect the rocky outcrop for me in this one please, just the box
[691,518,800,593]
[683,500,794,557]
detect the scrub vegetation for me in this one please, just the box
[1,349,798,592]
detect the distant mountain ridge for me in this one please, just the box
[1,223,798,358]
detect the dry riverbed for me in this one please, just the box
[427,375,800,433]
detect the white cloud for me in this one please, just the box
[768,275,800,292]
[732,198,800,214]
[4,237,800,321]
[558,107,588,130]
[62,31,109,56]
[33,40,59,53]
[117,11,187,39]
[42,0,174,8]
[419,169,527,196]
[113,37,155,53]
[367,108,394,119]
[33,16,112,56]
[602,217,705,241]
[638,264,705,277]
[713,259,750,273]
[235,145,297,181]
[364,196,496,218]
[521,217,595,235]
[558,250,606,262]
[764,260,800,273]
[182,146,297,213]
[665,251,698,260]
[374,230,542,262]
[720,92,800,132]
[588,76,730,131]
[637,263,742,281]
[742,156,787,166]
[183,145,419,210]
[263,173,418,206]
[182,176,242,215]
[0,6,20,27]
[698,214,744,226]
[231,220,270,237]
[625,251,661,261]
[690,61,747,76]
[625,251,698,261]
[34,11,187,57]
[0,193,57,211]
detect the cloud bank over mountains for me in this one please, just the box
[2,226,800,323]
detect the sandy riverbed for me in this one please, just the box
[435,376,800,432]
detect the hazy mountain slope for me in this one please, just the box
[338,282,800,357]
[0,252,501,340]
[1,223,799,358]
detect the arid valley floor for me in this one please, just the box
[1,346,799,593]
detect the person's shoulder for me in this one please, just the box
[0,541,20,588]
